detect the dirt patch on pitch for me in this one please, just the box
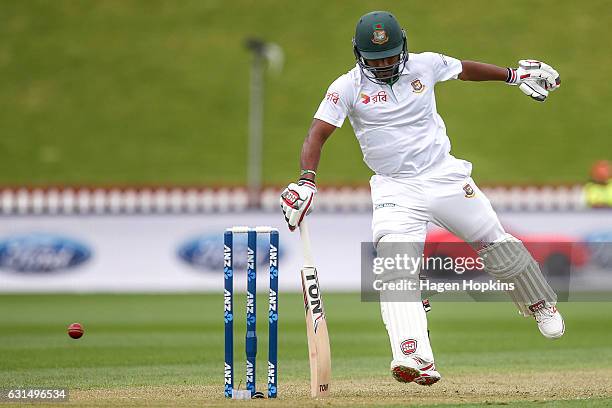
[50,368,612,407]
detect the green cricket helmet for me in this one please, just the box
[352,11,408,85]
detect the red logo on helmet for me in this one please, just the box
[400,339,417,355]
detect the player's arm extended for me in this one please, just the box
[300,119,337,181]
[458,61,507,81]
[280,119,336,230]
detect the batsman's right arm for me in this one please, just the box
[280,119,336,230]
[299,119,337,181]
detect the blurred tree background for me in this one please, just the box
[0,0,610,185]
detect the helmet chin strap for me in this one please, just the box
[361,54,407,85]
[357,52,408,85]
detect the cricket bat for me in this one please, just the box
[299,221,331,398]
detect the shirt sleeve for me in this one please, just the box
[425,52,463,83]
[313,75,353,128]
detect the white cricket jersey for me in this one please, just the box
[314,52,472,178]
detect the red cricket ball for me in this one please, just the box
[68,322,84,339]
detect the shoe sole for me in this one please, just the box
[391,366,420,383]
[414,373,440,386]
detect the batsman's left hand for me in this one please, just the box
[280,179,316,231]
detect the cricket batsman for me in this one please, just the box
[280,11,564,386]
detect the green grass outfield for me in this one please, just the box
[1,1,611,186]
[1,293,611,407]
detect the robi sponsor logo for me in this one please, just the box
[325,92,339,104]
[0,233,91,273]
[400,339,417,355]
[361,91,388,104]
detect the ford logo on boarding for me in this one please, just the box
[0,234,91,273]
[178,233,277,272]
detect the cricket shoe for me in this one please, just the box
[530,301,565,339]
[391,356,441,386]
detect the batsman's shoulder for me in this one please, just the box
[407,51,454,77]
[332,66,360,87]
[326,67,360,96]
[409,51,442,66]
[346,65,361,80]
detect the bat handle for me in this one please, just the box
[299,220,315,267]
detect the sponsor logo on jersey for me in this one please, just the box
[400,339,417,355]
[411,79,425,93]
[463,183,475,198]
[326,92,339,104]
[361,91,387,105]
[371,23,388,45]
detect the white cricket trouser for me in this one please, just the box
[371,155,506,364]
[371,156,505,245]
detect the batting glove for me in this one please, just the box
[280,179,316,231]
[506,60,561,102]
